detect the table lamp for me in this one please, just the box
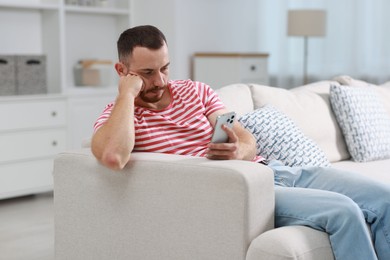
[287,9,326,84]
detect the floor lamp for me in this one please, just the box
[287,10,326,85]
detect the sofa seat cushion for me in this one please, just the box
[249,82,349,163]
[332,159,390,184]
[246,226,334,260]
[239,105,331,167]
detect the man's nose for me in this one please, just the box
[153,72,165,87]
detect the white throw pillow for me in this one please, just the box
[239,105,331,167]
[249,83,350,163]
[329,85,390,162]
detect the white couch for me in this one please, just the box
[53,76,390,260]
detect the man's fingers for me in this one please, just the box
[222,124,238,142]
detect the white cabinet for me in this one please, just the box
[193,53,269,89]
[67,90,116,149]
[0,0,130,198]
[0,96,67,199]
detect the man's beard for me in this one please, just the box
[138,85,166,103]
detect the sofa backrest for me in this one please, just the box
[374,86,390,115]
[215,83,255,117]
[216,81,351,163]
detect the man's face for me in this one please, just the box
[127,43,170,104]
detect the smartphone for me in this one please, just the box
[211,112,236,143]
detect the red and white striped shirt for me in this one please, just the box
[94,79,225,157]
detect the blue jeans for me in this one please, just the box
[268,160,390,260]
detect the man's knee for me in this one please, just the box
[331,195,365,228]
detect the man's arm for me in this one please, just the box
[91,74,143,170]
[207,109,257,161]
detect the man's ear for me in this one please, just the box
[115,62,128,76]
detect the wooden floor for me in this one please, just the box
[0,192,54,260]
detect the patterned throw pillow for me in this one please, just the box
[238,105,331,167]
[329,85,390,162]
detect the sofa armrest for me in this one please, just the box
[53,149,274,260]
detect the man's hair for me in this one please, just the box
[117,25,167,64]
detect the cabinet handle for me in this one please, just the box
[250,65,256,71]
[52,140,58,146]
[51,111,57,117]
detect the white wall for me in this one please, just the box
[132,0,390,88]
[131,0,177,77]
[131,0,260,80]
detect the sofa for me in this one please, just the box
[53,75,390,260]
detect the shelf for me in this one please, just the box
[0,1,59,11]
[0,93,65,102]
[65,5,128,15]
[0,0,130,95]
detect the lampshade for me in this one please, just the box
[287,10,326,37]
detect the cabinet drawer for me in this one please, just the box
[0,99,67,131]
[0,159,53,199]
[0,129,66,163]
[240,58,268,80]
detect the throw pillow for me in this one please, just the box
[238,105,331,167]
[329,85,390,162]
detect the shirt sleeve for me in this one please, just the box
[93,102,114,133]
[195,81,225,116]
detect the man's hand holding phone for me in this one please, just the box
[211,112,236,143]
[207,112,240,160]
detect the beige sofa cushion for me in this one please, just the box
[215,83,254,117]
[249,82,350,162]
[246,226,333,260]
[375,85,390,115]
[333,75,376,87]
[332,159,390,183]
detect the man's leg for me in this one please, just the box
[293,166,390,260]
[275,186,377,260]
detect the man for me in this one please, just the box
[91,25,390,260]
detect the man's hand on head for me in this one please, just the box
[118,73,144,98]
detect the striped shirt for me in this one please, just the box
[94,79,264,162]
[94,79,225,157]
